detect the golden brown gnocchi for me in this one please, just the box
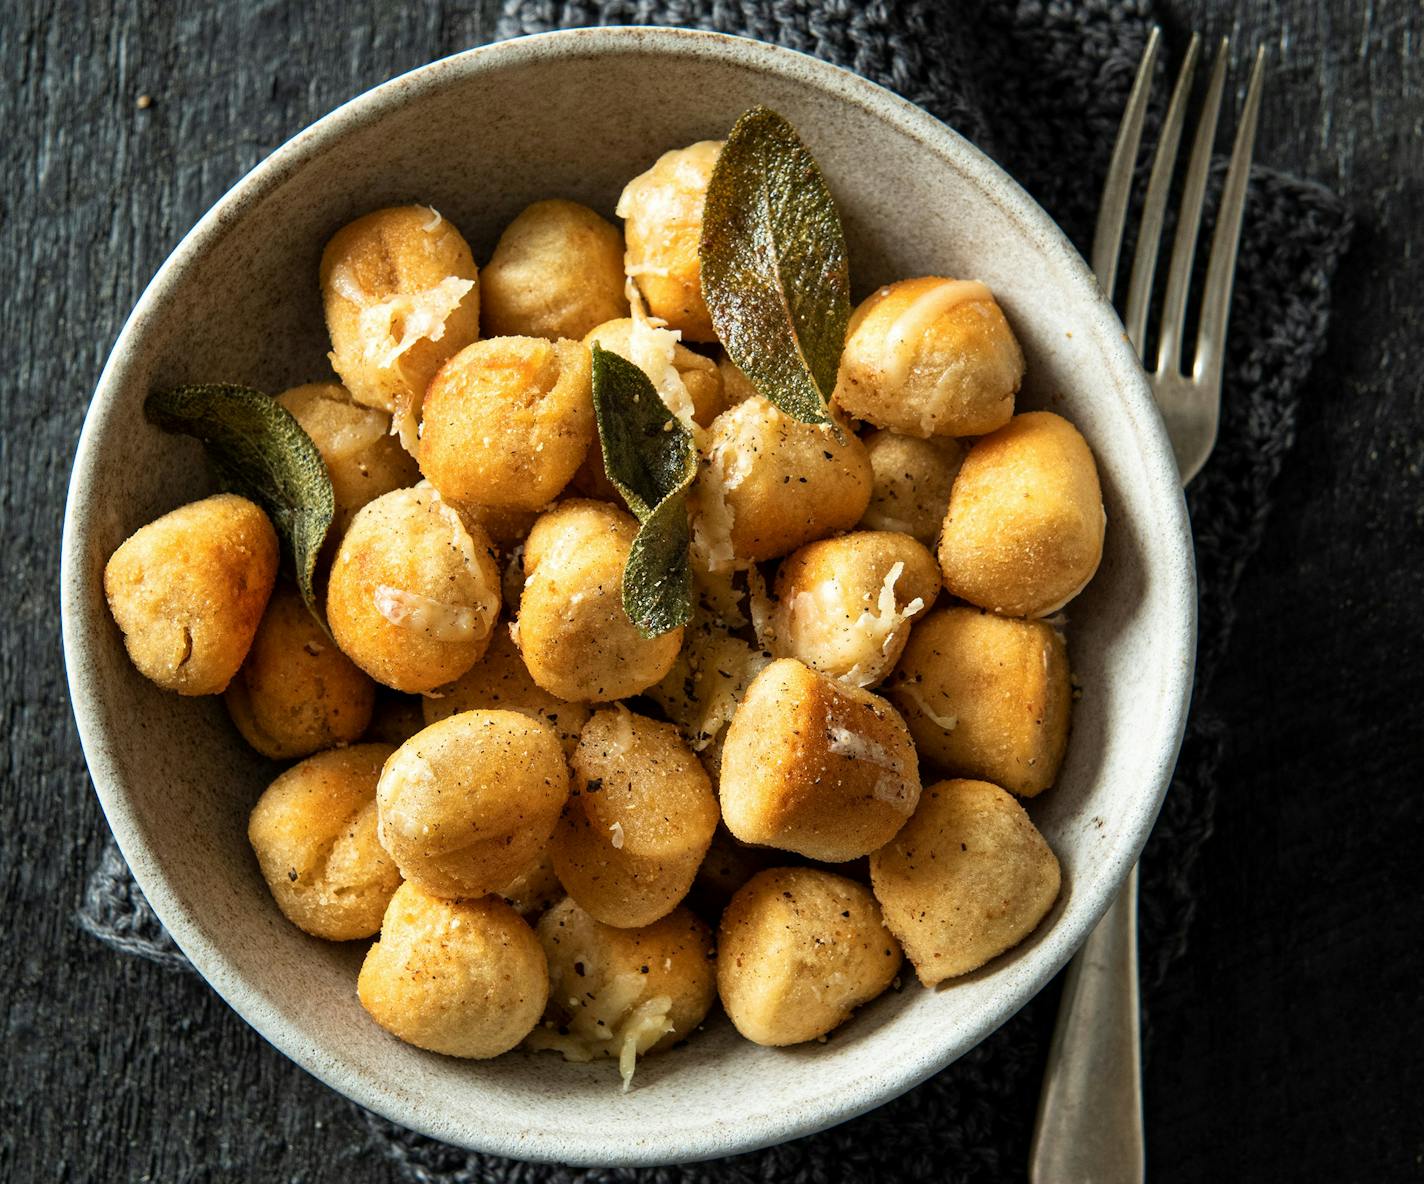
[834,276,1022,437]
[481,199,628,340]
[274,382,419,536]
[225,583,375,759]
[516,500,683,701]
[358,882,547,1058]
[326,485,501,694]
[719,659,921,861]
[616,140,722,341]
[104,494,278,696]
[527,899,716,1086]
[375,709,568,899]
[320,205,480,442]
[248,743,400,941]
[858,429,964,545]
[421,624,589,753]
[870,778,1061,984]
[717,867,901,1046]
[551,708,719,928]
[420,335,593,511]
[937,411,1105,618]
[115,111,1105,1075]
[768,530,940,687]
[888,606,1071,797]
[691,396,872,569]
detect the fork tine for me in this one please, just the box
[1155,38,1230,376]
[1194,46,1267,395]
[1091,26,1161,295]
[1123,34,1201,357]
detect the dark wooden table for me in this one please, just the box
[4,2,1421,1181]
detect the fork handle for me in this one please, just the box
[1028,863,1145,1184]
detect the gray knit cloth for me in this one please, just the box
[79,1,1352,1180]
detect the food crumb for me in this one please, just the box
[136,94,153,110]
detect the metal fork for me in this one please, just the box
[1028,28,1266,1183]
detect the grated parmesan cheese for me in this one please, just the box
[607,703,637,756]
[746,564,776,652]
[524,970,674,1091]
[895,679,959,732]
[773,562,924,688]
[826,725,901,771]
[373,585,481,643]
[627,309,699,433]
[354,275,475,370]
[826,725,915,810]
[689,459,738,573]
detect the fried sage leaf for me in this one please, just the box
[145,384,335,626]
[591,346,696,638]
[699,104,851,427]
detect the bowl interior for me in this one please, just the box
[62,28,1194,1167]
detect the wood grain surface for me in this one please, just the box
[3,1,1421,1181]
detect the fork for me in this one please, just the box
[1027,27,1265,1183]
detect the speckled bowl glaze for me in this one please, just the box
[61,27,1195,1167]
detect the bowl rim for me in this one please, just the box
[61,24,1197,1167]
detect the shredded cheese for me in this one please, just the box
[773,562,924,687]
[827,725,915,811]
[882,279,992,386]
[896,680,959,732]
[607,703,637,756]
[354,276,474,369]
[373,585,480,643]
[524,970,674,1091]
[746,564,776,652]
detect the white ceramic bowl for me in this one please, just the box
[61,27,1195,1167]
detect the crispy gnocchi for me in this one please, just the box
[551,707,719,928]
[768,530,940,687]
[834,276,1023,437]
[516,500,683,701]
[720,658,921,862]
[421,625,589,753]
[858,429,964,545]
[938,411,1105,618]
[109,111,1116,1080]
[226,583,375,759]
[527,899,716,1087]
[888,606,1072,797]
[327,484,501,693]
[275,382,420,536]
[870,779,1061,984]
[320,205,480,444]
[358,882,547,1058]
[616,139,722,341]
[692,395,872,568]
[375,709,568,899]
[420,335,594,511]
[248,743,400,941]
[717,867,901,1046]
[104,493,278,696]
[480,199,629,341]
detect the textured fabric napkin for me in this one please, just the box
[80,1,1352,1179]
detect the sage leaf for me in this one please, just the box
[590,346,696,638]
[145,383,335,627]
[699,104,851,428]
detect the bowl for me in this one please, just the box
[61,26,1195,1167]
